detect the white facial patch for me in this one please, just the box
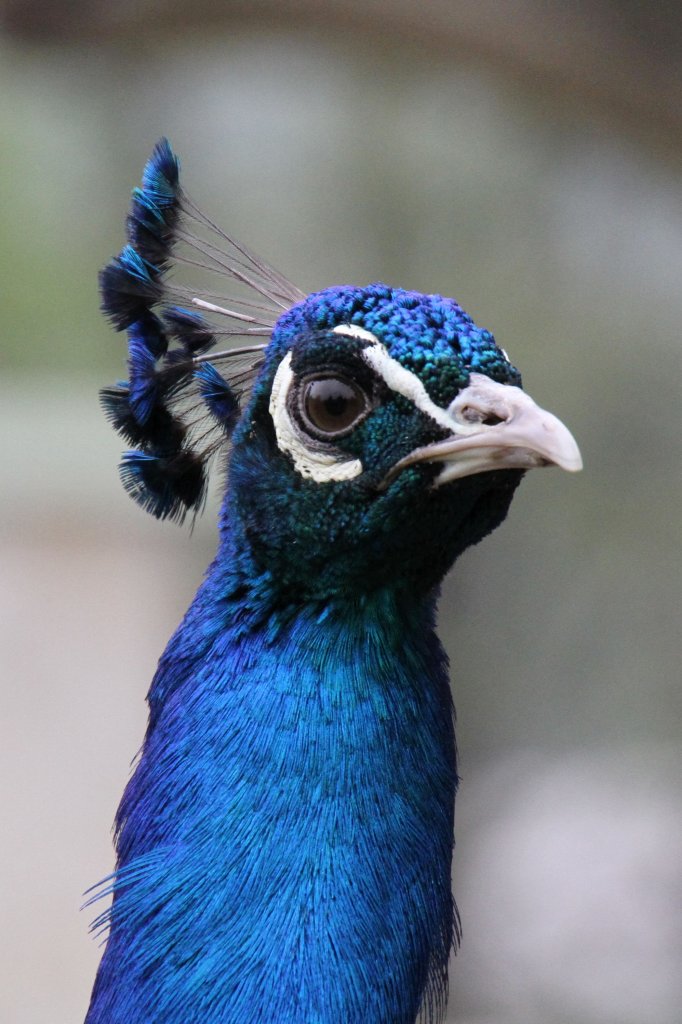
[270,324,487,485]
[268,352,363,483]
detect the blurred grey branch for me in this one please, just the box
[3,0,682,157]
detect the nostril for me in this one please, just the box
[459,405,505,427]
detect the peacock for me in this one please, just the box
[84,139,581,1024]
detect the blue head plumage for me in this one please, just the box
[87,140,581,1024]
[223,285,529,602]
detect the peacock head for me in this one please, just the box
[100,140,581,603]
[226,284,581,600]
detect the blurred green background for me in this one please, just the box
[1,4,680,1023]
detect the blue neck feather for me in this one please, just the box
[86,517,458,1024]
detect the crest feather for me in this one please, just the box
[99,138,299,523]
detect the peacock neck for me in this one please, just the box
[86,521,459,1024]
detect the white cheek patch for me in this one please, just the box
[268,352,363,483]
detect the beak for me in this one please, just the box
[381,373,582,489]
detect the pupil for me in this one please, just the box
[304,377,366,434]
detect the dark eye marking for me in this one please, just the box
[296,373,372,440]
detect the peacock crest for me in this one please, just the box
[100,138,305,522]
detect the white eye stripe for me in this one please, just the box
[359,343,456,433]
[331,323,381,344]
[268,352,363,482]
[333,323,465,434]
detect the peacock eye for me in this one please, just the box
[299,374,370,438]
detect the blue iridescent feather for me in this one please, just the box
[163,307,216,355]
[195,362,240,429]
[97,139,242,523]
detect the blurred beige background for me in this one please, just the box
[1,4,680,1023]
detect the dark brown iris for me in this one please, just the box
[302,376,368,436]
